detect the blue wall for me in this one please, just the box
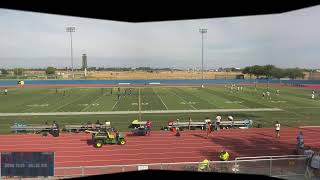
[0,79,320,86]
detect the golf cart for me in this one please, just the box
[86,129,126,148]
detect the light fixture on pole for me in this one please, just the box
[66,27,75,80]
[199,28,207,88]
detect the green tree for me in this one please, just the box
[13,68,23,76]
[270,67,285,79]
[45,67,56,75]
[262,65,276,78]
[242,66,254,79]
[0,69,8,75]
[284,68,305,79]
[251,65,265,78]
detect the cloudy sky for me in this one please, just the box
[1,6,320,69]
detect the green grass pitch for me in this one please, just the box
[0,84,319,133]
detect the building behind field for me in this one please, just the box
[305,71,320,80]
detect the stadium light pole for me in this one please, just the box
[66,27,75,80]
[199,28,207,88]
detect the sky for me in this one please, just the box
[1,6,320,69]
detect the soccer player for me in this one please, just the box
[275,121,280,138]
[55,88,58,94]
[4,88,7,96]
[110,88,113,95]
[276,89,280,95]
[240,86,243,91]
[266,91,271,100]
[262,91,266,98]
[129,88,132,95]
[312,93,315,100]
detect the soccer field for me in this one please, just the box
[0,84,319,133]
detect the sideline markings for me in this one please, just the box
[171,91,197,110]
[111,96,122,111]
[0,108,283,116]
[154,89,169,110]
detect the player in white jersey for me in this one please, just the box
[266,91,271,99]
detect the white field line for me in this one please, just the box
[171,90,197,110]
[111,96,122,111]
[81,94,105,112]
[50,93,88,112]
[154,89,168,110]
[0,108,282,116]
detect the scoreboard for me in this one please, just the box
[1,152,54,177]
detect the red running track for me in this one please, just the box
[0,128,319,176]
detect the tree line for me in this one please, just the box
[242,65,305,79]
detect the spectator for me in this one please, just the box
[227,116,234,129]
[215,115,221,131]
[175,127,180,137]
[310,151,320,176]
[188,117,192,130]
[206,121,213,139]
[204,117,211,123]
[146,120,152,136]
[304,146,314,158]
[297,131,304,150]
[275,121,280,138]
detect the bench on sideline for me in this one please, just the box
[166,119,253,130]
[64,123,111,132]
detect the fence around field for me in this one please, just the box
[53,155,309,179]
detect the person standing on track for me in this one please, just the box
[146,120,152,136]
[206,121,213,139]
[296,131,304,150]
[4,88,8,96]
[275,121,280,138]
[215,115,221,131]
